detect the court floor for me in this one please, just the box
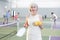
[0,18,60,40]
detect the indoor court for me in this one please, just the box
[0,0,60,40]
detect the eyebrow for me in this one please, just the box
[31,6,36,8]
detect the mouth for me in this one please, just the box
[31,9,36,12]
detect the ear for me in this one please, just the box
[30,9,31,12]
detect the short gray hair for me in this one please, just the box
[29,3,38,10]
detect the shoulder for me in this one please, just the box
[37,14,42,18]
[53,14,56,15]
[26,14,30,20]
[53,14,57,17]
[37,14,43,21]
[26,14,30,18]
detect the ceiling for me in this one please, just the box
[0,0,8,2]
[0,0,60,8]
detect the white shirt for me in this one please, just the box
[51,14,57,19]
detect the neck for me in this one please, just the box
[32,13,37,16]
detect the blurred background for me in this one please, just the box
[0,0,60,18]
[0,0,60,40]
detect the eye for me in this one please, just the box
[31,6,33,8]
[31,6,35,8]
[33,6,35,8]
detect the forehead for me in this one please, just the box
[31,4,37,7]
[30,6,38,9]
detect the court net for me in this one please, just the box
[0,21,17,40]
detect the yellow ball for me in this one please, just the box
[34,21,42,26]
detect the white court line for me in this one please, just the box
[49,35,51,40]
[0,21,17,27]
[26,29,29,40]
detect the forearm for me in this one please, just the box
[39,25,43,30]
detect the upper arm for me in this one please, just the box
[39,15,43,21]
[26,16,28,22]
[39,15,43,29]
[25,15,29,24]
[54,14,58,19]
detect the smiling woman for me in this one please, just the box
[0,0,60,40]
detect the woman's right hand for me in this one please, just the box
[24,23,29,28]
[24,15,29,28]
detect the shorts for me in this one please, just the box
[54,19,56,22]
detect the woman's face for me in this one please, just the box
[30,5,38,15]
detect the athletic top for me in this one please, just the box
[5,12,11,18]
[52,14,57,19]
[26,14,42,40]
[28,14,42,27]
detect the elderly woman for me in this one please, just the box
[24,3,43,40]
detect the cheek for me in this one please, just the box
[32,8,37,11]
[30,8,36,12]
